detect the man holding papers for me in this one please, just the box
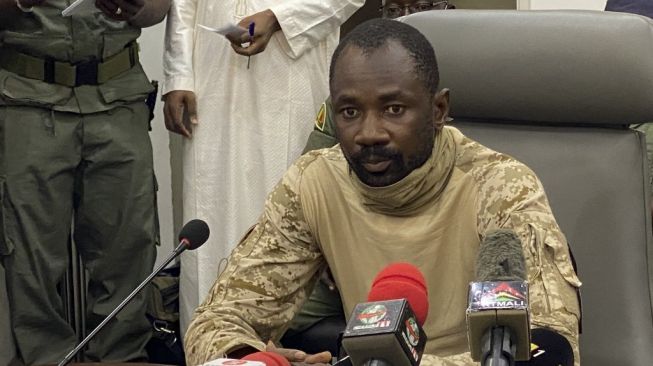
[0,0,169,364]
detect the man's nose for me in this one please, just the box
[354,114,390,146]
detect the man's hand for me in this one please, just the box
[163,90,198,138]
[265,341,332,366]
[96,0,145,22]
[227,9,281,57]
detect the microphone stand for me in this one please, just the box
[57,240,190,366]
[364,360,393,366]
[481,326,515,366]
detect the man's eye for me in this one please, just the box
[385,7,401,17]
[385,105,405,115]
[342,108,359,118]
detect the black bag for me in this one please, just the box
[145,265,185,365]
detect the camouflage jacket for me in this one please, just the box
[184,126,582,366]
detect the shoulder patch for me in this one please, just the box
[315,102,327,131]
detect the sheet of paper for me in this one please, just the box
[62,0,99,17]
[198,23,248,38]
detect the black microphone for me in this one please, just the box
[515,328,574,366]
[57,219,210,366]
[466,229,530,366]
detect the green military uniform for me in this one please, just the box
[302,97,337,154]
[286,97,342,338]
[0,2,159,364]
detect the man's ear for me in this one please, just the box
[433,88,450,131]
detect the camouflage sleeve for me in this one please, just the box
[301,98,338,154]
[183,159,325,366]
[473,155,582,365]
[419,352,476,365]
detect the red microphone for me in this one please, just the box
[242,352,291,366]
[341,263,429,366]
[204,351,290,366]
[367,262,429,326]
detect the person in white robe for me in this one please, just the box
[162,0,364,331]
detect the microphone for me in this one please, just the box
[466,229,530,366]
[341,263,428,366]
[243,351,292,366]
[57,219,210,366]
[516,328,573,366]
[202,352,291,366]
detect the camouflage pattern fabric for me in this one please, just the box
[184,126,581,366]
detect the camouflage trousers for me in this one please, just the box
[0,102,158,365]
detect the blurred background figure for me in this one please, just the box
[162,0,364,333]
[382,0,455,19]
[605,0,653,16]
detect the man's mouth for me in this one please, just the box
[362,159,392,173]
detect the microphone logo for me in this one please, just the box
[400,316,421,362]
[358,304,388,325]
[403,317,420,347]
[469,281,528,310]
[343,298,427,366]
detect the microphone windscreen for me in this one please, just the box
[367,263,429,326]
[475,229,526,282]
[515,328,573,366]
[178,219,210,250]
[242,351,291,366]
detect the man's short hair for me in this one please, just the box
[329,18,440,96]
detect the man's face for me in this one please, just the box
[382,0,452,19]
[331,42,449,187]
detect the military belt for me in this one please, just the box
[0,42,139,87]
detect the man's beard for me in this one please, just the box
[346,138,434,187]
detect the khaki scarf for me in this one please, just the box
[349,128,457,216]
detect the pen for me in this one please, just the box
[247,22,255,69]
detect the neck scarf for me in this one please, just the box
[350,128,457,216]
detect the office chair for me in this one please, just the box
[404,9,653,365]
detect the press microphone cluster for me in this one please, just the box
[341,263,428,366]
[466,229,531,366]
[57,219,211,366]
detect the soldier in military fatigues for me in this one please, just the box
[0,1,169,364]
[185,20,581,366]
[286,1,459,345]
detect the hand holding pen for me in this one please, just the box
[247,22,255,69]
[228,9,281,59]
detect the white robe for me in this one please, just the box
[163,0,364,331]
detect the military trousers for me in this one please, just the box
[0,102,158,365]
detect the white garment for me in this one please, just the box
[163,0,364,332]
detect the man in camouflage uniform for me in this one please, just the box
[0,0,169,364]
[284,1,458,348]
[184,19,581,366]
